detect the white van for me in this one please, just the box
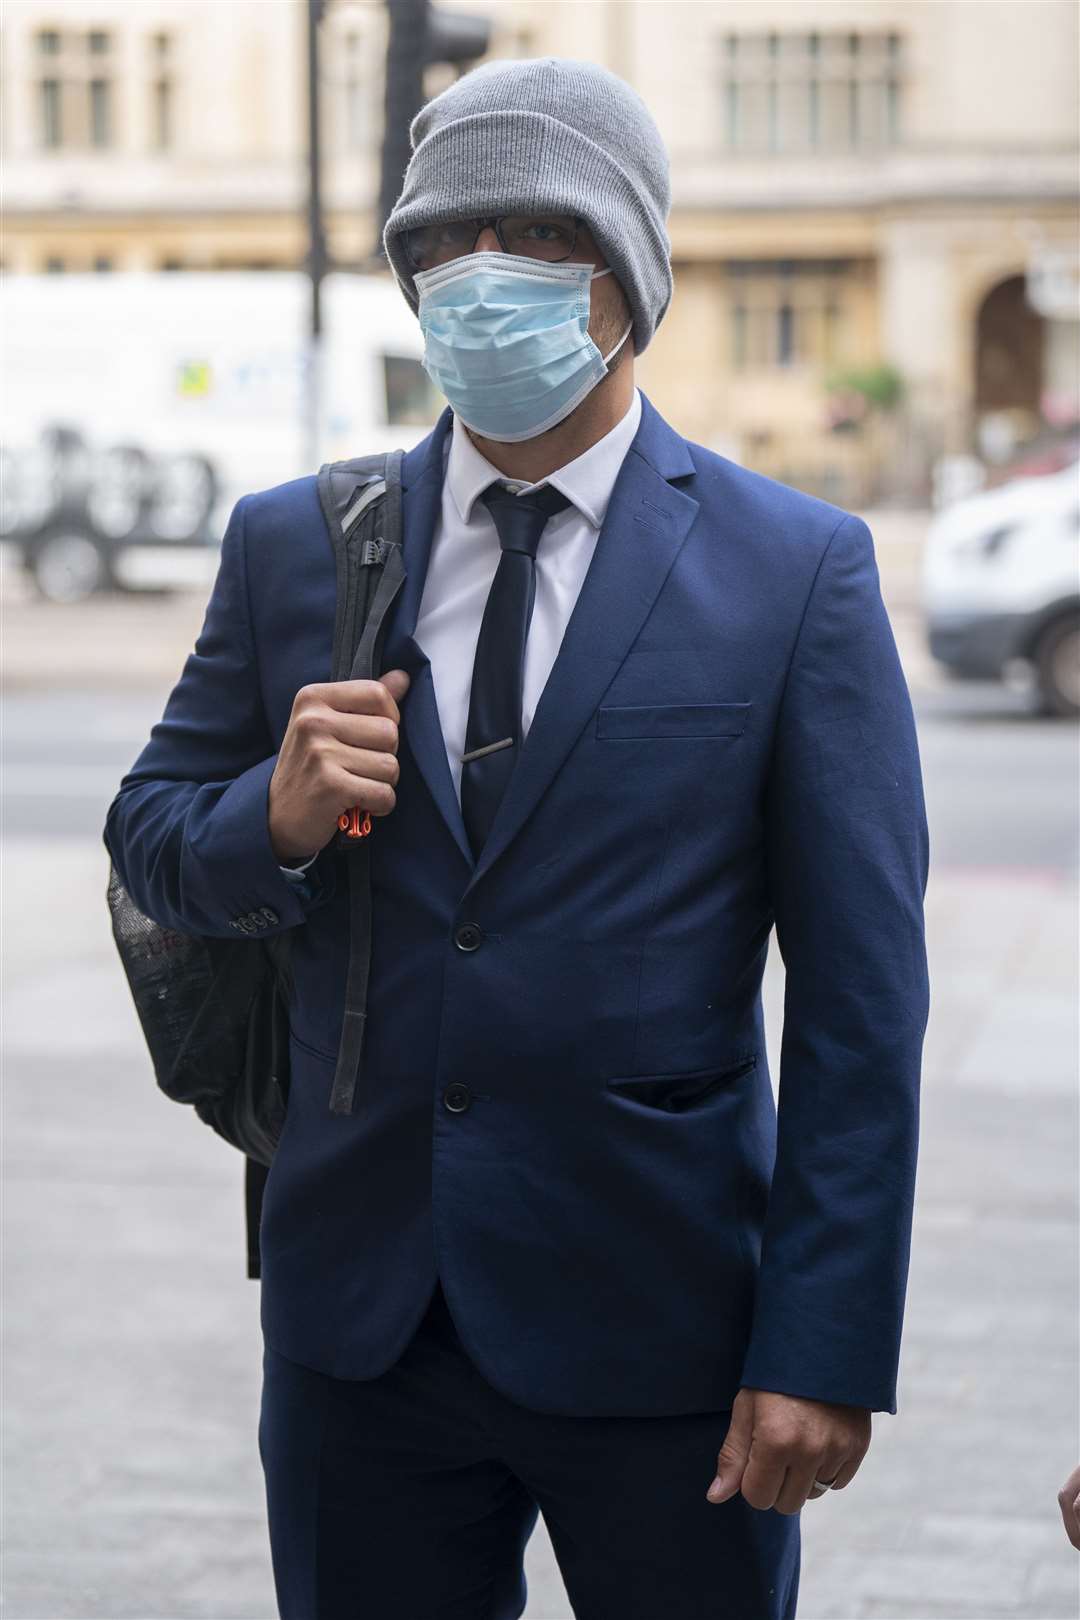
[922,461,1080,716]
[0,271,440,601]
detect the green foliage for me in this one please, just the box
[825,362,905,411]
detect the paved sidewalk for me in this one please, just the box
[4,840,1075,1618]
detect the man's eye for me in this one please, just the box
[524,221,570,243]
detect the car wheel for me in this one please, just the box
[30,533,108,604]
[1034,613,1080,718]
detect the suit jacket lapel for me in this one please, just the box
[378,395,701,892]
[461,393,700,898]
[380,408,477,870]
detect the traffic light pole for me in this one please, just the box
[376,0,491,253]
[302,0,490,465]
[377,0,428,255]
[303,0,328,473]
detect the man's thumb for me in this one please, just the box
[377,667,411,703]
[706,1396,754,1503]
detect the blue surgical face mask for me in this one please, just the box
[412,250,633,443]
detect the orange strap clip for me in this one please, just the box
[338,806,373,839]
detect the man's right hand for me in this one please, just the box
[268,668,411,864]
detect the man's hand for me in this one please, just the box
[268,669,411,864]
[1057,1462,1080,1549]
[706,1387,871,1515]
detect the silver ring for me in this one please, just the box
[811,1476,837,1493]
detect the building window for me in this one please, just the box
[338,19,375,153]
[41,77,62,146]
[885,33,902,143]
[148,31,174,150]
[89,77,110,145]
[45,257,65,272]
[726,259,859,371]
[732,301,747,369]
[720,28,904,153]
[152,76,172,148]
[93,256,112,271]
[36,27,115,151]
[777,301,795,366]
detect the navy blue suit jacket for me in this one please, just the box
[104,393,929,1416]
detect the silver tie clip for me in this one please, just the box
[461,736,514,763]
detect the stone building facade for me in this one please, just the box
[4,0,1077,501]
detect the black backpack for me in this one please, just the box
[105,451,406,1279]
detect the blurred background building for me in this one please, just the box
[3,0,1078,507]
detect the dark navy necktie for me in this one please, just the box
[460,481,572,861]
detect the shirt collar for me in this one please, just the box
[445,388,643,530]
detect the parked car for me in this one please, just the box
[0,425,220,602]
[0,271,440,602]
[922,461,1079,716]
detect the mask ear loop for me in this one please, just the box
[602,320,634,367]
[589,266,633,366]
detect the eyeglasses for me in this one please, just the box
[401,214,585,273]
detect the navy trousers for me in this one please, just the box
[258,1278,801,1620]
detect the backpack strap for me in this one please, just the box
[245,1157,268,1279]
[318,452,391,683]
[316,450,406,1118]
[244,452,406,1277]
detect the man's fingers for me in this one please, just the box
[706,1395,753,1504]
[335,765,398,817]
[297,672,410,725]
[774,1462,821,1515]
[377,667,411,705]
[824,1451,862,1491]
[1058,1485,1080,1550]
[705,1392,872,1513]
[778,1448,850,1514]
[338,745,401,785]
[738,1431,788,1513]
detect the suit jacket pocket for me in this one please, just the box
[596,702,751,739]
[605,1054,757,1112]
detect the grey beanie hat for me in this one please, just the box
[382,56,672,355]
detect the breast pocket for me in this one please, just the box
[596,701,751,740]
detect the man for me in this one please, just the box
[104,56,929,1620]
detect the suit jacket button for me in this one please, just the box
[443,1083,471,1114]
[454,923,483,952]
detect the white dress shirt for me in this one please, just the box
[416,387,642,806]
[281,387,642,873]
